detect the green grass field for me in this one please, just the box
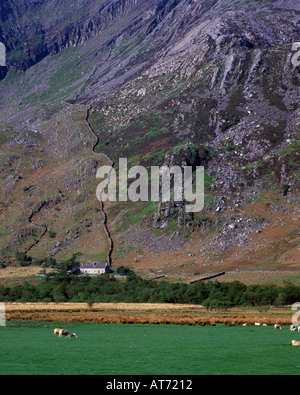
[0,321,300,375]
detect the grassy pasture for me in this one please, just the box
[0,321,300,375]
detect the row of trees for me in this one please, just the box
[1,267,300,308]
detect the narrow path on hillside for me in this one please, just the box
[85,105,115,267]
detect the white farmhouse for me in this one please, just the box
[80,263,111,275]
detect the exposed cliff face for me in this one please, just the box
[0,0,299,277]
[0,0,158,74]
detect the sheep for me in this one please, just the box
[58,329,70,338]
[291,340,300,346]
[254,322,261,326]
[68,332,78,338]
[274,324,282,330]
[290,325,297,332]
[55,328,77,338]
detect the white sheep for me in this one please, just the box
[274,324,282,330]
[58,329,70,338]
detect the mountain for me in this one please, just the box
[0,0,299,281]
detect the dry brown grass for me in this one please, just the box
[5,302,204,313]
[4,302,293,326]
[0,267,54,280]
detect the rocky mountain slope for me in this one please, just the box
[0,0,299,280]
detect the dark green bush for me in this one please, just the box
[48,230,57,239]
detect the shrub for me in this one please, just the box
[15,252,32,267]
[48,230,57,239]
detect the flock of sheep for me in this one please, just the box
[53,324,300,345]
[248,322,300,346]
[273,323,300,346]
[54,328,77,338]
[288,325,300,346]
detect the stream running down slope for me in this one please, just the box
[85,105,115,267]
